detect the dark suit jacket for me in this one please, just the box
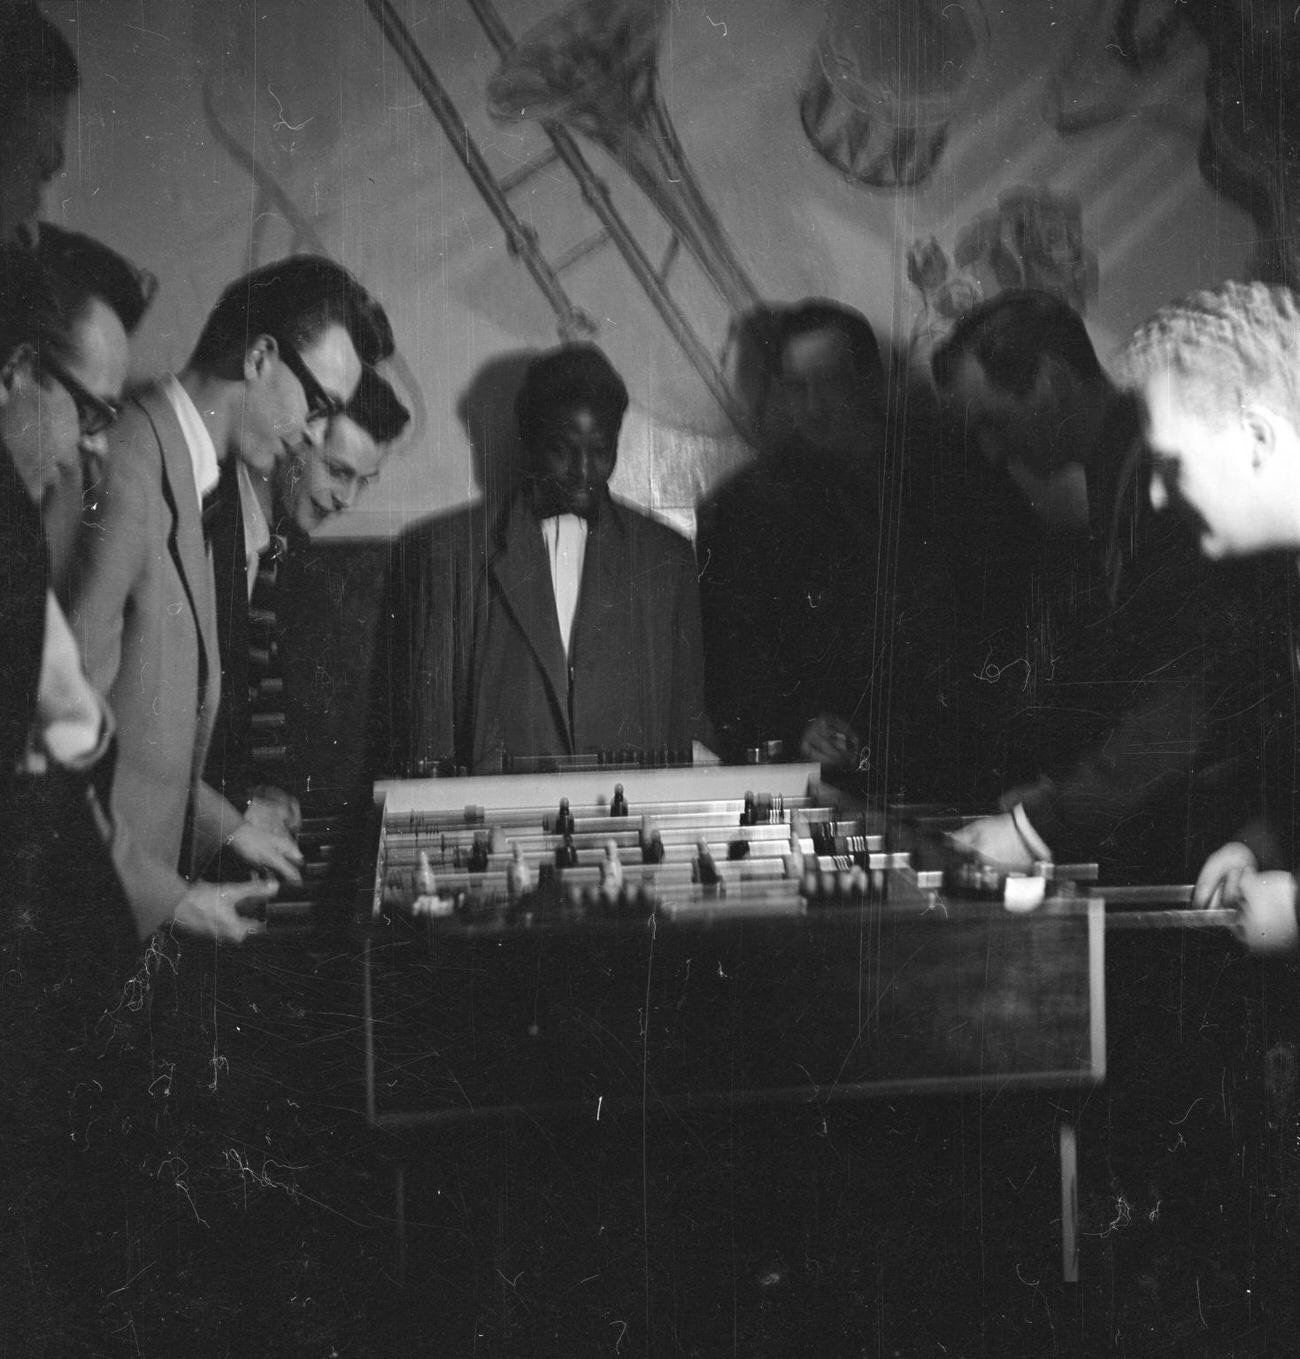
[1,452,46,812]
[377,491,709,775]
[66,383,222,936]
[2,445,133,949]
[697,450,953,795]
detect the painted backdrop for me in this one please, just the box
[44,0,1266,539]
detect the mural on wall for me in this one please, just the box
[907,188,1099,354]
[75,0,1278,536]
[194,1,432,447]
[486,0,759,315]
[1046,0,1300,288]
[362,0,764,437]
[1043,0,1202,137]
[482,0,762,435]
[800,0,988,190]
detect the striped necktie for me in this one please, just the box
[247,533,289,784]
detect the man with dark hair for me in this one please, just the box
[272,365,410,535]
[0,240,130,769]
[0,6,158,582]
[33,227,157,590]
[934,288,1280,884]
[35,223,157,336]
[0,239,154,1349]
[927,289,1133,804]
[932,287,1105,398]
[69,254,393,941]
[383,342,708,774]
[698,298,940,786]
[0,4,79,246]
[205,366,410,826]
[932,288,1112,539]
[0,244,117,815]
[0,246,127,507]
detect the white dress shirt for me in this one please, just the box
[539,514,587,658]
[162,374,219,504]
[236,461,271,601]
[26,592,111,773]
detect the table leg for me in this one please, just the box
[1059,1121,1078,1282]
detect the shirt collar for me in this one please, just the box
[161,375,220,504]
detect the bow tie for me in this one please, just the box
[529,488,603,525]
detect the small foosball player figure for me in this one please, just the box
[467,832,491,873]
[640,815,665,864]
[784,831,805,880]
[741,792,756,826]
[599,838,624,901]
[507,841,533,898]
[555,834,579,869]
[415,850,436,899]
[411,851,452,917]
[693,838,722,891]
[555,797,576,836]
[610,783,628,817]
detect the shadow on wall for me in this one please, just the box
[455,348,542,509]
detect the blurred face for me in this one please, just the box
[241,321,362,476]
[946,352,1093,476]
[0,93,70,243]
[528,402,619,517]
[0,296,128,501]
[1142,369,1294,558]
[274,414,386,533]
[947,352,1096,530]
[764,327,880,465]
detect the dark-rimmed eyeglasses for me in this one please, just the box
[276,341,346,425]
[41,354,121,438]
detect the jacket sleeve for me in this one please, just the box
[66,429,149,701]
[1016,677,1207,863]
[1016,545,1291,873]
[66,427,189,938]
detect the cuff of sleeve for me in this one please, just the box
[44,699,114,771]
[1010,803,1053,862]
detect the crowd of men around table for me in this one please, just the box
[4,5,1300,966]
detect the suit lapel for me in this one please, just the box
[488,497,571,729]
[136,384,220,713]
[569,496,629,669]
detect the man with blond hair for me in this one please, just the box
[1123,280,1300,953]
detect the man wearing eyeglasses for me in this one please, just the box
[203,364,410,838]
[68,255,393,943]
[273,366,409,536]
[1,247,124,814]
[0,252,122,833]
[0,276,125,508]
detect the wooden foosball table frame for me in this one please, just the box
[357,764,1133,1282]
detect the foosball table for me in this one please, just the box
[356,764,1132,1279]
